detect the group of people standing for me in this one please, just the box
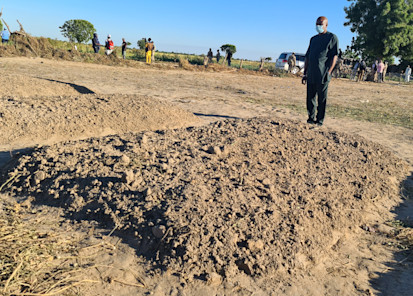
[351,59,388,82]
[92,33,127,58]
[91,33,155,64]
[207,48,231,66]
[371,60,388,83]
[351,59,411,83]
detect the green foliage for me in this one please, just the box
[137,38,146,50]
[59,19,96,43]
[220,44,237,54]
[0,21,3,32]
[344,0,413,63]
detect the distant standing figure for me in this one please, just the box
[302,16,338,126]
[382,62,388,82]
[207,48,213,64]
[351,61,359,80]
[92,33,101,53]
[121,38,127,59]
[216,50,221,63]
[146,38,154,64]
[405,65,412,83]
[1,28,9,43]
[372,60,378,82]
[105,35,114,56]
[288,52,296,73]
[227,51,233,66]
[357,60,366,82]
[377,60,385,83]
[151,40,156,63]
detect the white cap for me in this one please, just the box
[107,34,111,38]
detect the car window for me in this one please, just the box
[297,55,306,62]
[279,53,287,59]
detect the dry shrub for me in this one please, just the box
[178,57,193,70]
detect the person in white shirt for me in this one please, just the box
[405,65,411,83]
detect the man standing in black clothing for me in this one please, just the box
[92,33,102,53]
[302,16,338,126]
[122,38,127,59]
[207,48,213,64]
[227,51,233,66]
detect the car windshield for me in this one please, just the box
[279,53,287,59]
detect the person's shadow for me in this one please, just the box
[36,77,95,94]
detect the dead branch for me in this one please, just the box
[2,18,11,34]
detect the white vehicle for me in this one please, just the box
[275,52,306,74]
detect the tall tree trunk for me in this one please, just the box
[2,18,11,34]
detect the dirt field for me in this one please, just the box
[1,57,412,295]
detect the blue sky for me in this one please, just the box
[1,0,355,61]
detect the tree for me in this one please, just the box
[220,44,237,55]
[59,19,95,43]
[137,38,146,50]
[344,0,413,63]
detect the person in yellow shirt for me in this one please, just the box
[146,38,154,64]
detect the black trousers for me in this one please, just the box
[306,81,329,124]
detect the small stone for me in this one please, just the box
[121,170,135,184]
[207,272,222,286]
[119,155,130,165]
[144,187,153,196]
[262,178,271,187]
[34,171,47,184]
[208,146,222,155]
[247,239,264,252]
[141,134,148,145]
[152,225,166,238]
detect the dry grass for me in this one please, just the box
[0,196,100,295]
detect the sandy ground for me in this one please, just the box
[1,57,412,166]
[1,57,413,295]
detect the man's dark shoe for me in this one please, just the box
[307,118,316,124]
[315,121,323,126]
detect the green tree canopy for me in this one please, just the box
[137,38,146,50]
[344,0,413,64]
[220,44,237,54]
[59,19,95,43]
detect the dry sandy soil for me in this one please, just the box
[0,57,412,296]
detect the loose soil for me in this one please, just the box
[1,56,412,296]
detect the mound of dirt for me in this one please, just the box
[0,94,200,148]
[1,117,408,292]
[0,74,82,97]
